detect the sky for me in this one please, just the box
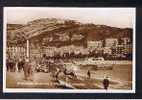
[4,7,135,28]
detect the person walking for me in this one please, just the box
[17,57,23,72]
[23,57,30,80]
[6,58,10,72]
[103,76,110,90]
[87,70,91,79]
[29,57,37,81]
[55,68,61,81]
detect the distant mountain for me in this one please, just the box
[7,18,133,45]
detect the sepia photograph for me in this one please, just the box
[3,7,135,93]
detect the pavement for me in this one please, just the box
[6,67,132,90]
[6,71,59,88]
[6,71,101,89]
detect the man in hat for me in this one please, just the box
[87,70,91,79]
[103,76,110,90]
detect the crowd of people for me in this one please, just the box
[6,55,49,81]
[6,54,110,89]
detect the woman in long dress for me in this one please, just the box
[23,57,36,81]
[23,57,30,80]
[29,57,37,81]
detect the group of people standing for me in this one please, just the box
[6,56,36,81]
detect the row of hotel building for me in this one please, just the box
[88,37,132,56]
[6,37,132,60]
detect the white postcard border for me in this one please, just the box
[3,7,136,93]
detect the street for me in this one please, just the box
[6,63,132,90]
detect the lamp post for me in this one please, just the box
[26,39,30,58]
